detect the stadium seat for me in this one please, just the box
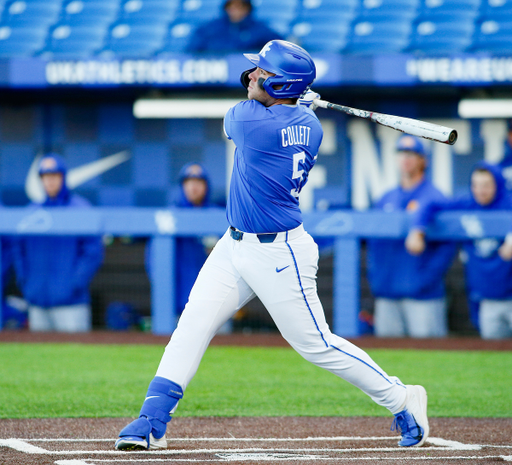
[2,1,61,26]
[418,0,480,21]
[291,21,349,52]
[42,23,107,57]
[119,0,179,24]
[472,19,512,53]
[252,0,298,25]
[479,0,512,21]
[358,0,420,21]
[0,23,47,56]
[61,1,119,26]
[157,21,194,53]
[295,0,358,23]
[177,0,224,23]
[345,20,412,54]
[101,22,167,57]
[408,19,474,53]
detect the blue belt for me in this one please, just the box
[229,226,278,243]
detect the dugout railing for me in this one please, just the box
[0,207,510,336]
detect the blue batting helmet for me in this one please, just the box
[240,40,316,99]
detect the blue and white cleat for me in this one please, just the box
[115,417,167,451]
[392,384,429,447]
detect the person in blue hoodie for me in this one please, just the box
[12,154,104,332]
[174,162,215,314]
[366,135,456,338]
[406,161,512,339]
[187,0,283,53]
[498,120,512,190]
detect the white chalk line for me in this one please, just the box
[3,436,511,463]
[54,456,512,464]
[25,436,402,442]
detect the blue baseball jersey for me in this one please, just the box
[224,100,323,233]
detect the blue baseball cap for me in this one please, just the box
[178,162,208,183]
[396,135,426,157]
[38,153,67,176]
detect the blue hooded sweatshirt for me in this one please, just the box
[145,163,214,314]
[187,1,283,53]
[498,135,512,190]
[412,161,512,301]
[367,178,456,300]
[174,163,213,313]
[12,155,104,308]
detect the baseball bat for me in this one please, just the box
[313,99,458,145]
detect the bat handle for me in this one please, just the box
[313,99,329,109]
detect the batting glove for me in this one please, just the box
[298,90,321,111]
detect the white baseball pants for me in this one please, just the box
[156,226,407,414]
[28,303,92,332]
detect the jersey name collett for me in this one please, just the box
[224,100,323,234]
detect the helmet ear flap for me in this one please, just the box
[240,67,256,89]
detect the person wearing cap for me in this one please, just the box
[366,135,456,338]
[174,163,216,315]
[12,154,104,332]
[145,162,223,325]
[406,161,512,339]
[187,0,283,53]
[497,120,512,191]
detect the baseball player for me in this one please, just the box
[115,40,429,451]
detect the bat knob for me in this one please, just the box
[448,130,458,145]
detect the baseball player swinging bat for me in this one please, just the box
[313,99,458,146]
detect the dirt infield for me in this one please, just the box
[1,329,512,351]
[1,331,511,464]
[1,417,511,464]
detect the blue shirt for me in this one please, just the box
[224,100,323,233]
[367,178,456,300]
[413,161,512,300]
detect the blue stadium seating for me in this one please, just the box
[252,0,298,26]
[101,22,167,57]
[408,19,474,53]
[2,0,512,59]
[359,0,420,21]
[119,0,180,24]
[42,23,107,57]
[419,0,481,19]
[472,19,512,53]
[62,1,119,26]
[295,0,358,23]
[345,19,413,54]
[177,0,224,23]
[0,23,47,56]
[479,0,512,21]
[291,21,349,52]
[157,21,194,54]
[2,1,61,26]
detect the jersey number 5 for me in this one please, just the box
[291,151,306,198]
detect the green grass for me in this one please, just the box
[0,343,510,419]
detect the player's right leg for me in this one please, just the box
[115,231,255,450]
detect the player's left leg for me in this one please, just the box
[241,230,428,446]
